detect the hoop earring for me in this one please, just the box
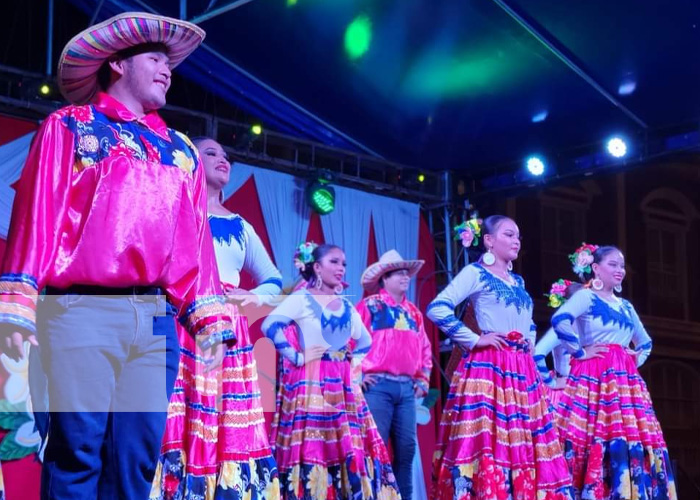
[614,284,622,293]
[591,278,604,291]
[482,248,496,266]
[507,261,513,272]
[334,284,344,295]
[315,273,323,290]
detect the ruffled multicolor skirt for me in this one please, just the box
[271,350,401,500]
[433,332,574,500]
[555,344,677,500]
[151,302,280,500]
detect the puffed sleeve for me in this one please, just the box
[349,304,371,356]
[415,307,433,393]
[242,220,282,304]
[426,265,482,350]
[0,114,75,337]
[534,328,558,387]
[551,289,593,359]
[261,292,306,366]
[626,301,652,367]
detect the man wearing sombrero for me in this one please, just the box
[357,250,433,500]
[0,12,235,499]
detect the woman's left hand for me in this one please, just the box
[625,347,640,362]
[223,285,260,307]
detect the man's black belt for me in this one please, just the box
[44,285,163,296]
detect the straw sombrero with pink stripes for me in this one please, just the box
[361,250,424,294]
[57,12,205,104]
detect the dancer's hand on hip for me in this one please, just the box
[625,347,640,363]
[475,332,508,350]
[223,285,260,307]
[304,344,328,363]
[580,344,608,360]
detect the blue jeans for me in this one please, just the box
[363,376,417,500]
[34,291,179,500]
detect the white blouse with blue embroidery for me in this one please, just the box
[261,289,371,367]
[551,288,652,366]
[209,213,282,304]
[426,263,536,350]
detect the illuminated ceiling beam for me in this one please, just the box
[490,0,648,129]
[188,0,256,25]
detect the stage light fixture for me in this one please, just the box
[417,173,425,183]
[39,83,51,96]
[606,137,628,158]
[344,15,372,60]
[251,124,262,136]
[618,79,637,96]
[306,171,336,215]
[531,110,548,123]
[525,156,545,176]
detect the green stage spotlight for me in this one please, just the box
[306,172,335,215]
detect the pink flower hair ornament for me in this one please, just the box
[454,217,483,248]
[544,278,572,308]
[293,241,318,271]
[569,242,599,278]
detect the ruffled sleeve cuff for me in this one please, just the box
[0,273,39,336]
[179,295,235,346]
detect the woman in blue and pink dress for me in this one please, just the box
[153,137,282,500]
[427,215,573,500]
[550,244,676,499]
[262,243,401,500]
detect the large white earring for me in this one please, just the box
[482,248,496,266]
[315,273,323,290]
[614,284,622,293]
[507,261,513,271]
[591,278,604,291]
[334,284,344,295]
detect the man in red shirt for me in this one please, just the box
[358,250,433,500]
[0,12,233,499]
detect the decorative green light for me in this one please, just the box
[39,84,51,96]
[286,0,298,6]
[344,15,372,60]
[306,181,335,214]
[251,124,263,135]
[418,173,425,183]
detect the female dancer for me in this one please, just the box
[427,215,573,500]
[152,137,282,499]
[262,243,401,500]
[551,244,677,499]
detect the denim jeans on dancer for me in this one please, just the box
[34,290,179,500]
[363,376,417,500]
